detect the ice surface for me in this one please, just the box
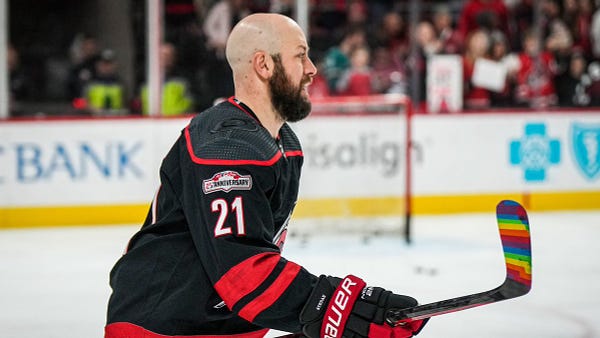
[0,211,599,338]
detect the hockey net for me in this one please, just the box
[289,94,413,241]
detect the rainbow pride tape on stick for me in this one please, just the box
[382,199,533,326]
[497,200,532,291]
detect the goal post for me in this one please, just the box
[290,94,413,243]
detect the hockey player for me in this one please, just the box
[105,13,428,338]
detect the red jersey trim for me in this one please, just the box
[184,126,283,166]
[214,252,281,309]
[105,322,269,338]
[228,97,258,121]
[238,262,302,322]
[284,150,303,157]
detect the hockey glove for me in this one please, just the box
[300,275,428,338]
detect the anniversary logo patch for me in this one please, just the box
[202,170,252,194]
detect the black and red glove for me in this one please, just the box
[300,275,428,338]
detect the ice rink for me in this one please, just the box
[1,210,599,338]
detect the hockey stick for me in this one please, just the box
[385,199,532,326]
[276,200,531,336]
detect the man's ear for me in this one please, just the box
[253,51,273,80]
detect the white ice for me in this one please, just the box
[0,211,599,338]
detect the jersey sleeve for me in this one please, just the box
[178,125,318,333]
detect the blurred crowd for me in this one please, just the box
[7,0,600,116]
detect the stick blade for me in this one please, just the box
[384,200,533,326]
[496,200,532,296]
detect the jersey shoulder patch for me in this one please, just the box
[185,101,280,165]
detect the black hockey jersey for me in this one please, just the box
[106,97,318,336]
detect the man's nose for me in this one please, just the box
[305,57,317,76]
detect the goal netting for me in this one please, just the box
[289,94,413,241]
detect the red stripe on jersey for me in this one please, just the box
[238,262,302,322]
[284,150,303,157]
[228,97,258,121]
[105,322,269,337]
[214,252,280,309]
[184,126,282,166]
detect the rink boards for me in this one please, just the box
[1,111,600,228]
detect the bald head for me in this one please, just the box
[226,13,306,76]
[223,13,316,132]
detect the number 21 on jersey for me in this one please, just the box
[211,196,246,237]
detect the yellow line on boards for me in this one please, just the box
[1,190,599,229]
[0,204,148,229]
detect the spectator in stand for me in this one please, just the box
[8,44,31,102]
[369,11,410,96]
[164,0,207,103]
[587,61,600,106]
[8,44,32,116]
[345,0,369,30]
[508,0,535,51]
[463,29,492,109]
[571,0,595,57]
[371,45,407,95]
[489,31,520,107]
[336,45,376,96]
[140,42,194,116]
[322,25,366,93]
[203,0,249,60]
[515,29,559,108]
[432,4,463,54]
[372,11,409,62]
[66,33,101,101]
[541,0,574,78]
[456,0,512,98]
[415,21,443,57]
[407,21,443,107]
[203,0,250,102]
[546,9,574,51]
[84,49,126,115]
[556,51,592,106]
[457,0,510,41]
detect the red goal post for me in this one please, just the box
[292,94,414,243]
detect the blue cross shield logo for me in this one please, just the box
[571,123,600,180]
[510,123,560,182]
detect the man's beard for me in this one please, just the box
[269,54,312,123]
